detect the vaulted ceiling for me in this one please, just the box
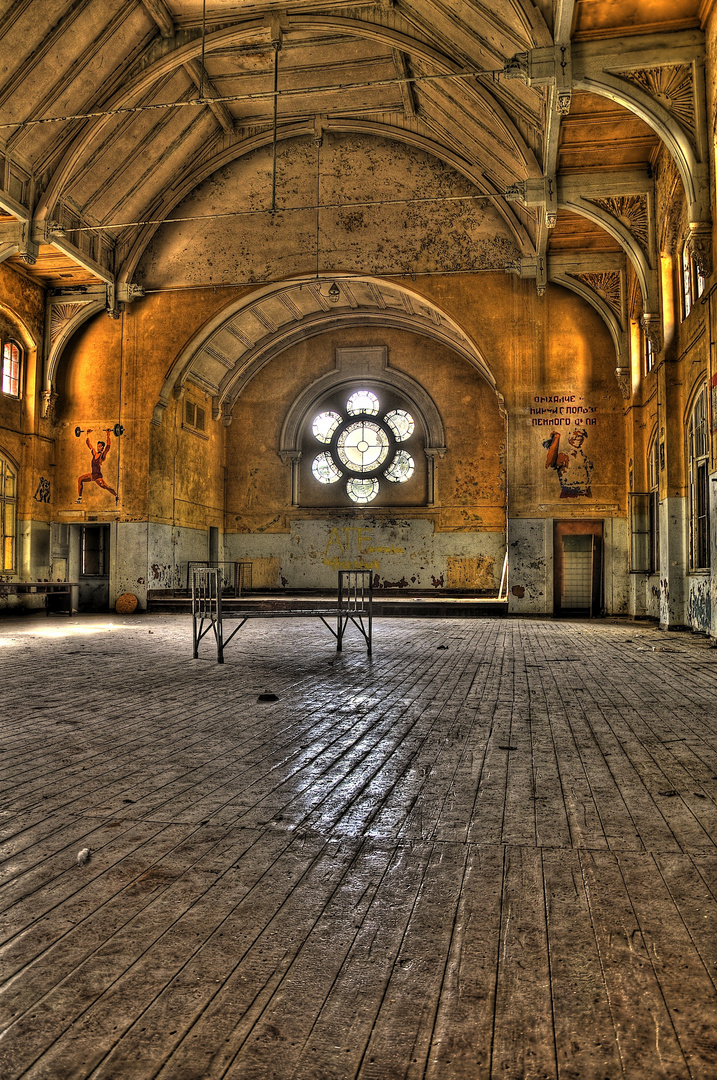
[0,0,708,337]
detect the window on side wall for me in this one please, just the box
[1,340,22,398]
[644,333,654,375]
[687,383,710,570]
[648,434,660,573]
[0,453,17,574]
[682,241,706,321]
[630,435,661,574]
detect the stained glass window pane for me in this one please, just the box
[337,421,389,473]
[346,477,379,503]
[312,452,342,484]
[4,465,14,499]
[312,411,342,443]
[384,409,414,441]
[384,450,415,483]
[346,390,379,416]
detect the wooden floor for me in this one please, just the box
[1,613,717,1080]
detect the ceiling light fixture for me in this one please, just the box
[328,281,340,303]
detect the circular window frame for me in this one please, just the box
[281,363,447,509]
[330,414,397,478]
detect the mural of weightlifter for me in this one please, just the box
[76,428,118,503]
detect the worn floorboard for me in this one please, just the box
[1,613,717,1079]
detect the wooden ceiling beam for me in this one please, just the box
[0,0,94,112]
[391,51,417,118]
[553,0,577,45]
[140,0,234,136]
[139,0,174,39]
[183,60,236,135]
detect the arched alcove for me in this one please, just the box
[152,274,504,427]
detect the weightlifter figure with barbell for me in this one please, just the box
[76,429,118,502]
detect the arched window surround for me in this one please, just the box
[1,338,23,399]
[279,347,446,508]
[686,381,710,571]
[681,238,705,321]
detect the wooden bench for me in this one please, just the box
[191,568,373,663]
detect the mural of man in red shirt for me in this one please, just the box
[76,429,118,502]
[544,425,593,498]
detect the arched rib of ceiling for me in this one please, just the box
[548,273,626,367]
[152,275,500,426]
[0,302,38,352]
[574,71,707,221]
[35,15,541,223]
[117,118,535,284]
[510,0,553,47]
[557,198,658,314]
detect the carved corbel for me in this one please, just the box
[504,255,547,296]
[19,238,39,265]
[116,282,146,304]
[615,368,631,400]
[503,53,529,82]
[40,390,58,420]
[105,282,123,319]
[686,221,712,279]
[504,177,556,229]
[640,313,663,354]
[504,181,527,203]
[221,401,233,428]
[503,45,571,114]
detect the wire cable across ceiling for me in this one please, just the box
[0,66,508,132]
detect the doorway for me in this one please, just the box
[553,520,603,616]
[209,525,219,564]
[78,524,110,611]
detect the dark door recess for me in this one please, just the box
[79,525,110,611]
[553,520,603,617]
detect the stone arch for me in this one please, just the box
[280,357,446,456]
[36,16,540,226]
[118,121,535,284]
[0,302,37,352]
[574,69,708,222]
[152,275,503,427]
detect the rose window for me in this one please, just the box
[311,391,416,503]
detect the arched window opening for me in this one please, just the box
[0,453,17,573]
[681,241,705,321]
[1,340,22,398]
[301,384,426,507]
[629,433,660,574]
[643,332,654,376]
[647,433,660,573]
[687,384,710,570]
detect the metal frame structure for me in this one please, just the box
[191,568,373,663]
[186,560,252,596]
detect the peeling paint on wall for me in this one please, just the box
[137,134,520,288]
[688,576,711,633]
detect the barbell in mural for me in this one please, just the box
[74,427,122,503]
